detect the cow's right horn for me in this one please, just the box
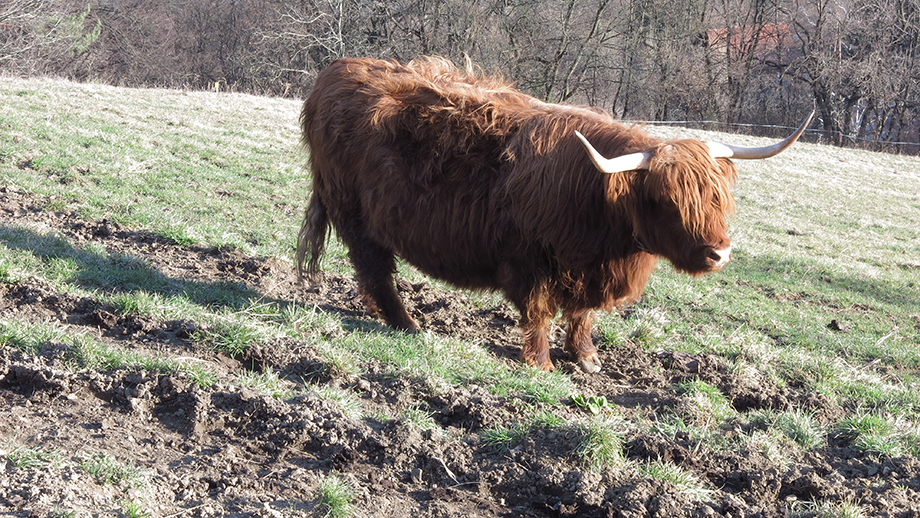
[706,111,814,159]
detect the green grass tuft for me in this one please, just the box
[402,403,439,432]
[235,367,295,399]
[325,330,573,404]
[318,475,357,518]
[481,422,529,454]
[576,417,628,471]
[790,498,867,518]
[675,379,737,426]
[756,409,826,451]
[311,385,363,421]
[636,459,714,501]
[5,443,65,470]
[78,453,147,488]
[836,411,919,458]
[121,501,150,518]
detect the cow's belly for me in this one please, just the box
[382,226,505,290]
[361,193,509,290]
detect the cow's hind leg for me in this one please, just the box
[347,236,418,332]
[564,308,602,374]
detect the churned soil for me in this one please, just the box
[2,188,920,517]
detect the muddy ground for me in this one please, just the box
[1,188,919,517]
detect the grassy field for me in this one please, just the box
[644,123,920,406]
[1,77,306,256]
[2,76,920,517]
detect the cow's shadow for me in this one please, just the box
[0,224,262,310]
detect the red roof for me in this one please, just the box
[706,24,797,59]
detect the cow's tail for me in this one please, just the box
[295,191,328,280]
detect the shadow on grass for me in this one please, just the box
[0,224,262,309]
[0,222,420,350]
[729,250,920,313]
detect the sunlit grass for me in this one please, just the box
[789,498,867,518]
[319,330,574,404]
[0,319,221,388]
[675,379,737,426]
[742,428,797,470]
[402,402,439,432]
[121,500,151,518]
[4,443,65,470]
[0,77,306,259]
[310,385,363,421]
[481,422,530,454]
[835,411,920,458]
[753,409,826,451]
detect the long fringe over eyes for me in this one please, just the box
[646,140,738,238]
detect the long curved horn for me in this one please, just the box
[576,111,814,174]
[574,131,653,174]
[706,111,814,159]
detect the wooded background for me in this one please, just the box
[3,0,919,152]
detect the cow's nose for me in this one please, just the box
[708,246,732,269]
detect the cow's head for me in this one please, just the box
[577,112,813,275]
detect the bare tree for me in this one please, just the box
[2,0,917,152]
[0,0,100,74]
[849,0,920,148]
[709,0,786,123]
[777,0,920,148]
[0,0,47,63]
[605,0,715,120]
[253,0,397,92]
[782,0,868,144]
[487,0,625,106]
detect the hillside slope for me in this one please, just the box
[2,77,920,517]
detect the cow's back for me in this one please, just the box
[301,58,537,288]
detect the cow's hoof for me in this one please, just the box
[577,354,602,374]
[523,356,556,372]
[391,315,419,333]
[401,320,420,333]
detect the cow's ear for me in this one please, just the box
[574,131,651,174]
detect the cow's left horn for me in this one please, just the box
[706,111,814,159]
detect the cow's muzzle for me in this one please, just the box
[707,245,732,269]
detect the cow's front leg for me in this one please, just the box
[521,317,554,371]
[501,264,558,371]
[513,284,557,371]
[564,309,602,373]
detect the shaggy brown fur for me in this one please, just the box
[296,57,739,372]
